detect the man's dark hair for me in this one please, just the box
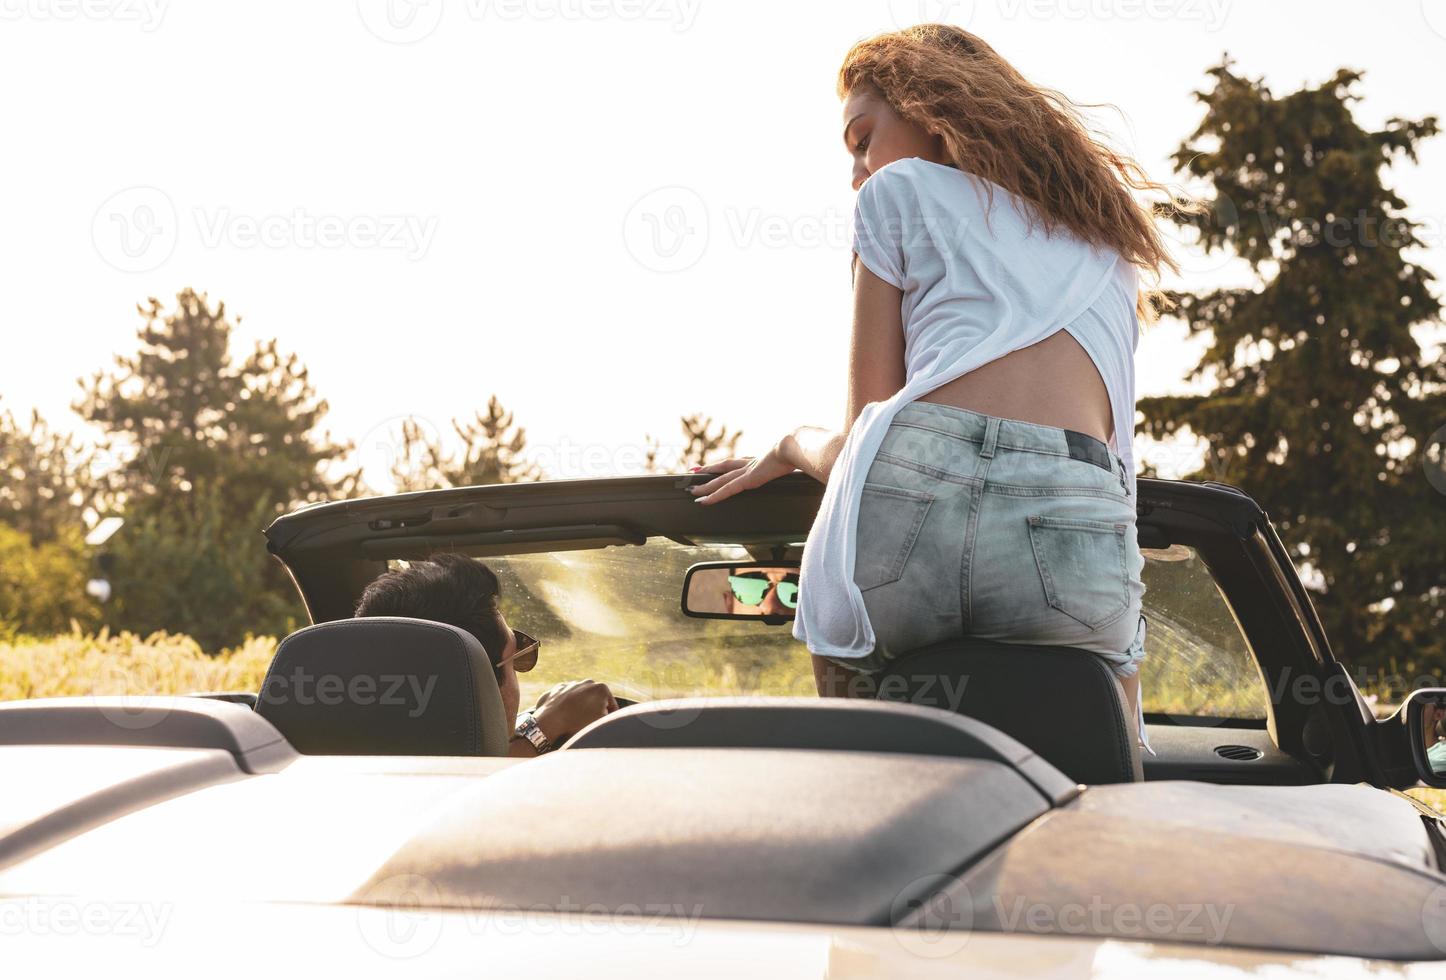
[354,553,507,667]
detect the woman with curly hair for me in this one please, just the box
[690,24,1186,751]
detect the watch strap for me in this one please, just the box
[514,711,552,754]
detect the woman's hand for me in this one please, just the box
[687,438,798,505]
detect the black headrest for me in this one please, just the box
[872,637,1142,784]
[564,697,1080,805]
[256,617,509,757]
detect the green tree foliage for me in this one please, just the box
[77,290,355,516]
[0,403,94,544]
[387,396,541,492]
[103,483,301,651]
[0,405,99,636]
[1139,60,1445,673]
[75,289,355,648]
[0,524,99,638]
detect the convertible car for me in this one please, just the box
[5,471,1446,976]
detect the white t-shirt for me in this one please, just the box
[792,156,1141,661]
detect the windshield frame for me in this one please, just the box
[266,472,1336,743]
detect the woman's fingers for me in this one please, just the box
[692,457,752,474]
[692,443,796,505]
[688,471,734,496]
[694,466,755,505]
[688,458,753,495]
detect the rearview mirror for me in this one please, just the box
[682,561,800,625]
[1405,688,1446,788]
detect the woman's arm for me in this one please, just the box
[781,426,846,484]
[783,258,907,485]
[689,259,907,501]
[846,257,908,430]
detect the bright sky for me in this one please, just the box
[2,0,1443,490]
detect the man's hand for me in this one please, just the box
[532,679,618,746]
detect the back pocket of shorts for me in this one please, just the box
[854,484,933,593]
[1026,515,1129,631]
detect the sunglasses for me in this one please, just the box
[494,628,540,674]
[728,573,800,609]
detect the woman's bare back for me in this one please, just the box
[915,328,1114,444]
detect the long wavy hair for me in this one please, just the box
[838,24,1192,325]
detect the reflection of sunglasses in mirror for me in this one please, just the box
[728,573,799,609]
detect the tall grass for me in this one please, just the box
[0,628,274,701]
[0,627,1405,731]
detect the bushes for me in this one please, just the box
[103,483,305,653]
[0,524,99,639]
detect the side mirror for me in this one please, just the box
[1405,688,1446,788]
[682,561,800,625]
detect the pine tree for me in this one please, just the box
[75,288,354,648]
[642,414,744,472]
[77,289,353,518]
[1139,60,1445,673]
[387,396,541,491]
[445,397,543,487]
[0,404,94,544]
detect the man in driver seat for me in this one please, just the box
[354,553,617,757]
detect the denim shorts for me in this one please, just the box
[842,400,1147,682]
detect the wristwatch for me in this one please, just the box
[513,710,552,754]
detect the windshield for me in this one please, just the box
[467,537,1267,721]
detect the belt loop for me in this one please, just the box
[979,416,1001,460]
